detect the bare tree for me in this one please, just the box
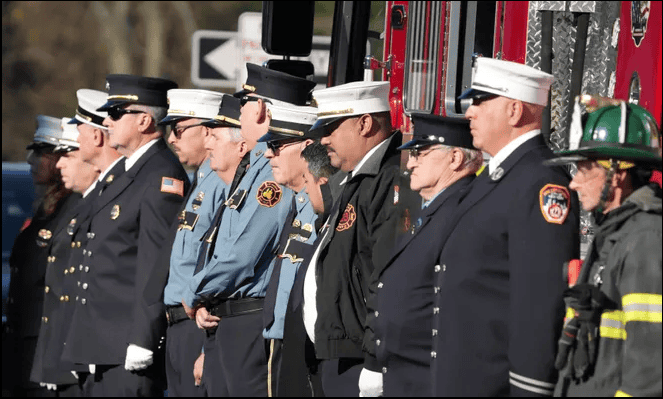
[91,1,131,74]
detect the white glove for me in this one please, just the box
[89,364,96,374]
[124,344,154,371]
[358,368,383,397]
[71,371,79,379]
[40,382,57,391]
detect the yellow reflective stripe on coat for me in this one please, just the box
[622,293,663,324]
[614,389,632,397]
[564,307,575,323]
[600,310,626,340]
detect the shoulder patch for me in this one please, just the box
[539,184,571,224]
[161,177,184,196]
[256,181,282,207]
[336,204,357,232]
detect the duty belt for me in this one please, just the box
[207,297,264,318]
[165,305,189,326]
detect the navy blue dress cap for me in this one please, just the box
[200,95,242,128]
[398,113,476,150]
[233,63,316,106]
[97,74,178,111]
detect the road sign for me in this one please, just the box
[191,30,237,88]
[192,13,332,90]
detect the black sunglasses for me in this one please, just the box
[471,94,498,106]
[107,108,146,121]
[171,122,206,138]
[266,139,301,153]
[240,95,272,107]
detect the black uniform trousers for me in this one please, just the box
[203,311,269,396]
[78,366,163,397]
[320,358,363,397]
[165,319,207,397]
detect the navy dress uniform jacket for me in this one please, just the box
[30,192,82,385]
[431,135,580,396]
[62,139,189,366]
[368,175,474,397]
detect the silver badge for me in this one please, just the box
[490,167,504,181]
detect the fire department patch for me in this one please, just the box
[256,181,282,207]
[336,204,357,232]
[539,184,571,224]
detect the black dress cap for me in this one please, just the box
[398,113,476,151]
[97,74,178,111]
[233,63,316,106]
[201,95,242,129]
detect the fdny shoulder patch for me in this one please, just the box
[256,181,282,207]
[539,184,571,224]
[161,177,184,197]
[336,204,357,232]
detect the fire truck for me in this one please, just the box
[262,0,662,245]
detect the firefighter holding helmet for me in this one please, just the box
[549,96,662,397]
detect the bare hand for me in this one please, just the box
[181,299,199,320]
[193,353,204,386]
[194,306,220,330]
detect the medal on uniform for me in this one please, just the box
[67,218,77,235]
[38,229,52,240]
[110,204,121,220]
[106,174,114,183]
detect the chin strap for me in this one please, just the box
[593,159,619,222]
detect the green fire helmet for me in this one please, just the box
[548,95,662,170]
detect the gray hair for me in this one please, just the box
[301,141,339,179]
[129,104,168,134]
[227,127,243,142]
[436,145,483,172]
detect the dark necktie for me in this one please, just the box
[193,153,251,275]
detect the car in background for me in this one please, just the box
[2,162,35,323]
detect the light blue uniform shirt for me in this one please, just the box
[263,190,318,339]
[164,158,226,306]
[184,142,293,307]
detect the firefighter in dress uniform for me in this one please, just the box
[61,75,189,396]
[182,64,313,396]
[366,114,482,397]
[29,117,100,396]
[431,57,580,396]
[6,115,73,397]
[301,81,414,397]
[258,103,319,396]
[547,97,662,397]
[157,89,226,397]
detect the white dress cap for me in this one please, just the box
[313,81,391,121]
[57,117,80,149]
[469,57,554,106]
[33,115,64,146]
[73,89,109,129]
[160,89,225,125]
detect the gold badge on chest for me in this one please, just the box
[110,204,121,220]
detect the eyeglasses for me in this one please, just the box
[107,108,146,121]
[407,145,442,160]
[171,122,205,138]
[266,139,301,153]
[240,95,271,107]
[470,94,498,106]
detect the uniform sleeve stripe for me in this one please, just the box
[600,326,627,340]
[509,371,556,389]
[565,307,575,321]
[622,293,662,307]
[615,389,632,397]
[509,378,554,396]
[624,310,662,324]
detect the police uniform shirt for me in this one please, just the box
[163,158,226,306]
[431,133,579,396]
[184,142,293,306]
[61,138,189,365]
[263,191,318,339]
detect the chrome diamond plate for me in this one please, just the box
[569,1,596,13]
[526,2,543,70]
[537,1,566,12]
[549,12,576,152]
[581,1,620,97]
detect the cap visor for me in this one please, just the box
[309,116,346,137]
[67,117,82,125]
[97,99,128,112]
[458,88,493,101]
[201,118,240,129]
[158,114,188,126]
[397,139,436,151]
[53,145,78,154]
[26,142,56,151]
[543,154,588,166]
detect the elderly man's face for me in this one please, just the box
[320,117,361,172]
[204,127,242,174]
[265,140,309,191]
[569,160,608,211]
[464,95,510,156]
[103,106,147,154]
[406,145,453,200]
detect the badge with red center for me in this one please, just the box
[256,181,282,207]
[539,184,571,224]
[336,204,357,232]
